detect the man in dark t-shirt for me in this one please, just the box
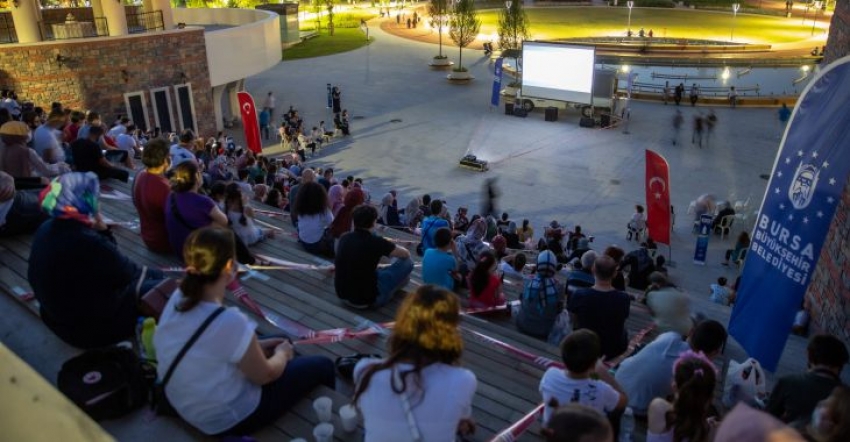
[568,255,631,360]
[767,334,848,425]
[335,205,413,308]
[70,125,129,182]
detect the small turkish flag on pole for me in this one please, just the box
[237,91,262,154]
[645,149,671,245]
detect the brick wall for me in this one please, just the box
[0,28,215,136]
[823,0,850,65]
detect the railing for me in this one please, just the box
[39,16,108,40]
[0,12,16,44]
[127,10,164,34]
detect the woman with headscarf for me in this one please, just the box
[455,218,492,275]
[404,196,423,230]
[28,172,166,348]
[378,192,402,229]
[516,250,564,340]
[327,183,346,216]
[353,285,477,441]
[0,121,69,180]
[330,187,365,240]
[504,221,521,249]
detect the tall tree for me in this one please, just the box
[497,0,528,51]
[325,0,336,36]
[449,0,480,71]
[428,0,449,57]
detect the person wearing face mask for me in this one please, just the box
[153,227,335,436]
[0,121,69,181]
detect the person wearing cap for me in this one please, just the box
[0,171,47,237]
[32,109,68,164]
[568,255,631,360]
[0,121,69,180]
[28,172,166,348]
[516,250,564,339]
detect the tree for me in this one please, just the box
[428,0,449,58]
[497,0,528,51]
[325,0,336,36]
[449,0,480,71]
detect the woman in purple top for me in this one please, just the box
[165,161,229,259]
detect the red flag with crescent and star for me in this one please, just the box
[645,149,671,245]
[237,91,262,154]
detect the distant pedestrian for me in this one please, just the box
[263,92,276,121]
[728,86,738,108]
[778,103,791,126]
[407,18,411,29]
[638,27,645,38]
[413,11,418,23]
[692,114,704,148]
[662,81,670,105]
[689,84,699,106]
[705,110,717,147]
[672,110,683,145]
[481,177,500,219]
[674,83,684,106]
[648,29,654,38]
[396,13,400,25]
[332,86,341,116]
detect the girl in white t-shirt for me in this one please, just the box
[153,227,334,436]
[354,286,477,442]
[647,351,718,442]
[628,204,647,241]
[224,183,273,246]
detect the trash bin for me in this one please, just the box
[505,102,514,115]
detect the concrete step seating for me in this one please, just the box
[0,177,676,441]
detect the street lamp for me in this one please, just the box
[730,3,740,42]
[811,0,822,36]
[627,1,634,36]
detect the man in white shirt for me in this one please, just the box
[263,92,276,120]
[108,117,131,138]
[116,124,141,164]
[32,110,68,164]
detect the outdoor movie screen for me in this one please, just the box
[521,42,596,104]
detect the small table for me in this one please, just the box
[52,22,95,40]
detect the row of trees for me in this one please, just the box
[428,0,529,72]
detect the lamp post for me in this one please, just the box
[627,0,634,36]
[811,0,822,36]
[730,3,740,42]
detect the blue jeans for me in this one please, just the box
[374,257,414,307]
[218,355,335,436]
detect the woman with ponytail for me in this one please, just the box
[224,182,274,246]
[154,227,334,436]
[467,250,506,309]
[647,351,719,442]
[353,285,477,442]
[164,160,228,258]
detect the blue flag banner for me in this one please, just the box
[693,214,712,265]
[491,58,504,107]
[729,55,850,371]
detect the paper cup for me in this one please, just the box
[312,422,334,442]
[339,404,359,432]
[313,396,333,423]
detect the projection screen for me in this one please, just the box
[521,42,596,104]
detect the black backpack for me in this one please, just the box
[58,345,155,421]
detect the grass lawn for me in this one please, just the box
[476,7,814,43]
[283,28,373,61]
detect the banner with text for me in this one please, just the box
[237,91,262,154]
[645,150,671,245]
[729,55,850,371]
[491,58,504,108]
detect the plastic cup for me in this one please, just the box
[312,422,334,442]
[312,396,333,423]
[339,404,359,432]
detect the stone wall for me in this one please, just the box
[806,0,850,340]
[0,28,215,136]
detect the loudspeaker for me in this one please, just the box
[544,107,558,122]
[600,114,611,128]
[504,102,514,115]
[579,117,595,128]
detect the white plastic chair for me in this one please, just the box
[714,215,735,241]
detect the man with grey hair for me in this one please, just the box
[288,168,315,227]
[568,255,631,360]
[565,250,597,296]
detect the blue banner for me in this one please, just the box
[491,58,504,107]
[729,56,850,371]
[693,214,712,265]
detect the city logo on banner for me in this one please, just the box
[753,149,840,287]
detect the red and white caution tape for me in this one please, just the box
[489,403,545,442]
[254,208,289,217]
[295,320,395,346]
[255,254,335,272]
[464,328,565,370]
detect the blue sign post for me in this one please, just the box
[491,58,504,108]
[693,214,712,265]
[729,55,850,371]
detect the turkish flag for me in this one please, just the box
[237,91,262,154]
[645,149,671,245]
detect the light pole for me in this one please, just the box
[811,0,822,36]
[627,1,634,36]
[730,3,740,42]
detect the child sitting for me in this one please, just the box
[224,183,274,246]
[422,227,460,291]
[498,253,527,279]
[467,251,506,308]
[539,329,627,423]
[647,351,718,442]
[709,277,732,306]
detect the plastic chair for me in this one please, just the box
[714,215,735,241]
[734,247,748,270]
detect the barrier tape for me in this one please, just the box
[489,403,545,442]
[253,218,287,232]
[464,328,564,370]
[255,254,335,272]
[295,320,395,346]
[254,209,289,217]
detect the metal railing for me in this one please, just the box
[0,13,17,44]
[127,10,164,34]
[39,16,108,40]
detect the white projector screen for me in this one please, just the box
[521,42,595,104]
